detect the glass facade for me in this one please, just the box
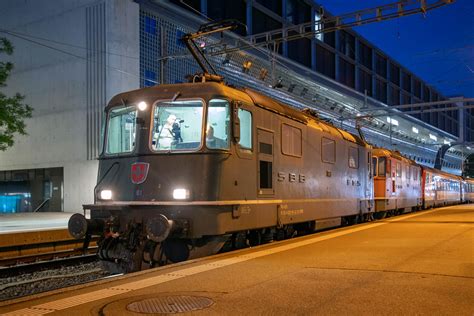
[143,0,468,143]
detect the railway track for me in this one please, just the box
[0,228,99,270]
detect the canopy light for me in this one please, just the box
[412,127,419,134]
[429,134,437,141]
[386,117,399,126]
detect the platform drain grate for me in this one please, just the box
[126,295,214,314]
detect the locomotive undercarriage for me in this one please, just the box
[68,203,418,274]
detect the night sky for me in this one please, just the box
[316,0,474,98]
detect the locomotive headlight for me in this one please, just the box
[173,188,190,200]
[137,101,147,111]
[100,189,113,200]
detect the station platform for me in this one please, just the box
[1,205,473,315]
[0,212,73,234]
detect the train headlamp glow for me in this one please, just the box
[137,101,147,111]
[173,188,190,200]
[100,190,113,200]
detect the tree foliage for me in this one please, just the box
[0,37,33,151]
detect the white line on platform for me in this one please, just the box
[3,209,439,315]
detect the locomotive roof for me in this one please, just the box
[372,148,418,166]
[108,82,368,147]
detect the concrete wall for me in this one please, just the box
[0,0,139,212]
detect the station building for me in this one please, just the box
[0,0,471,212]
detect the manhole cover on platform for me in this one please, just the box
[126,295,214,314]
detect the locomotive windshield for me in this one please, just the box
[106,105,137,154]
[151,99,204,151]
[206,99,230,150]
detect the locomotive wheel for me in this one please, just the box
[248,230,261,247]
[162,239,190,263]
[233,232,248,249]
[373,211,386,220]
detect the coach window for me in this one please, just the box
[406,165,410,180]
[281,123,302,157]
[206,99,230,150]
[106,105,137,154]
[396,162,401,178]
[348,147,359,169]
[322,137,336,163]
[238,109,252,150]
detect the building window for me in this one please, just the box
[402,71,411,92]
[144,70,156,87]
[358,42,372,69]
[423,86,430,102]
[389,86,400,106]
[414,79,421,98]
[286,0,310,24]
[281,124,302,157]
[208,0,246,35]
[358,69,372,96]
[322,137,336,163]
[256,0,282,16]
[338,58,355,88]
[375,79,387,103]
[338,31,355,59]
[252,8,282,34]
[390,63,400,85]
[349,147,359,169]
[316,44,335,79]
[375,53,387,77]
[144,16,157,35]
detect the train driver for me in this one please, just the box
[158,114,177,149]
[206,125,227,149]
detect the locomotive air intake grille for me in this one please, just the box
[126,295,214,314]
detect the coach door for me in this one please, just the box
[257,128,274,196]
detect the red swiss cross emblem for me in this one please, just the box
[131,162,150,184]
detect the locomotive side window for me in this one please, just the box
[396,162,401,178]
[321,137,335,163]
[281,124,302,157]
[151,99,204,151]
[238,109,252,150]
[378,157,386,176]
[348,147,359,169]
[106,106,137,154]
[372,157,378,176]
[206,99,230,150]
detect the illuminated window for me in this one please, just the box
[106,106,137,154]
[206,99,230,150]
[238,109,252,150]
[396,162,401,178]
[151,100,204,151]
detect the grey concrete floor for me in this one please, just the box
[1,205,473,315]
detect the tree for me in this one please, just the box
[0,37,33,151]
